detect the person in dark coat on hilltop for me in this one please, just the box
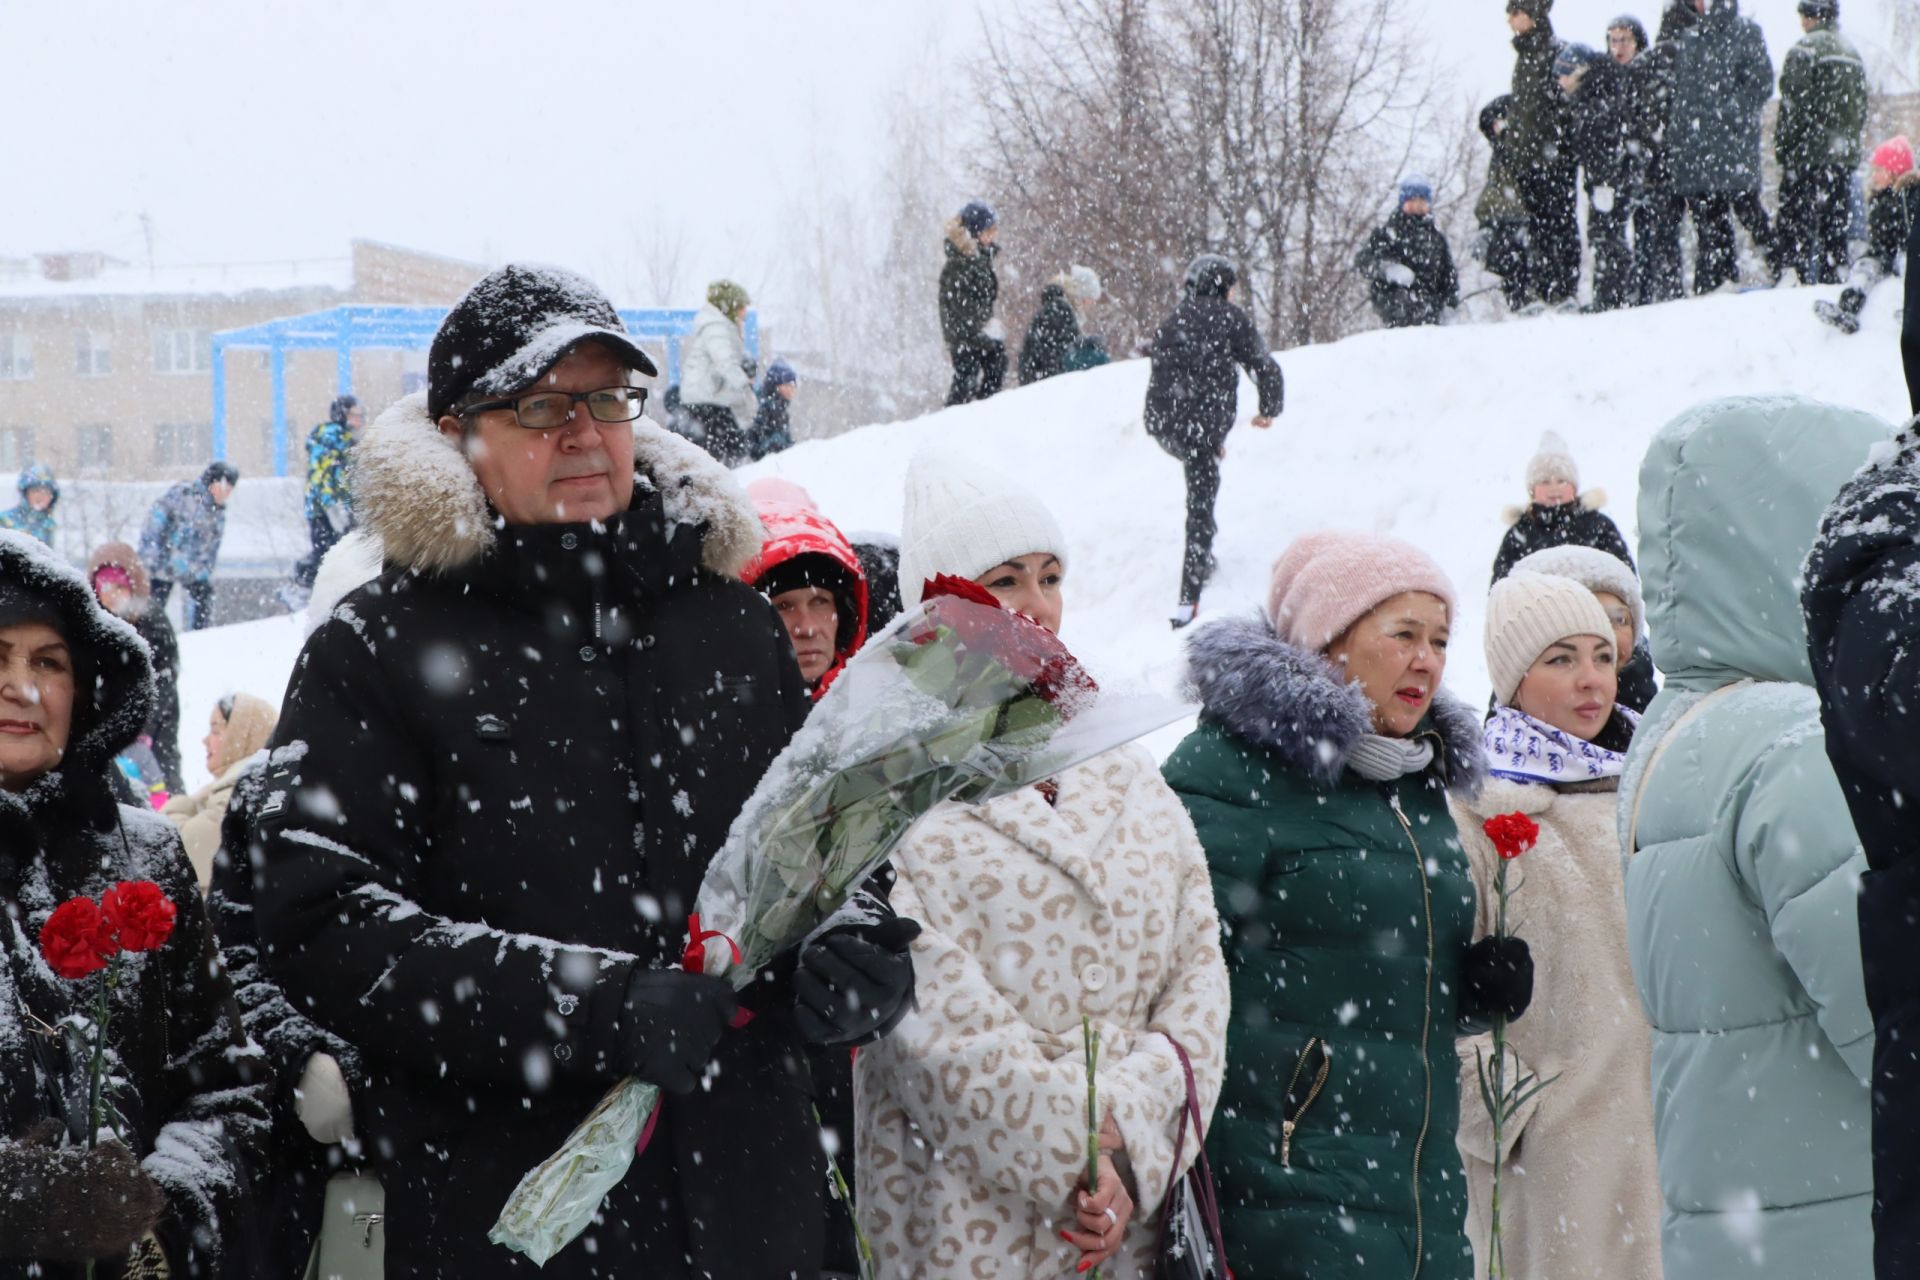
[1818,136,1920,334]
[1144,254,1285,629]
[1558,42,1640,310]
[1615,12,1688,303]
[86,543,182,795]
[1491,431,1634,582]
[1506,0,1581,309]
[939,200,1004,406]
[0,464,58,546]
[1018,264,1104,383]
[1475,97,1534,311]
[139,462,237,632]
[1804,421,1920,1280]
[1356,175,1460,327]
[250,263,919,1280]
[1775,0,1869,287]
[0,529,270,1279]
[751,357,797,460]
[1662,0,1778,293]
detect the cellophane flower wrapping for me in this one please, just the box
[489,593,1191,1265]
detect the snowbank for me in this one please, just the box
[170,284,1915,781]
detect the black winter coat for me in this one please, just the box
[1355,210,1460,322]
[0,532,268,1279]
[938,220,999,349]
[1019,284,1081,384]
[1490,497,1635,584]
[1662,0,1773,196]
[1803,426,1920,1280]
[130,608,181,792]
[1864,181,1920,278]
[1508,21,1572,180]
[1566,58,1638,195]
[252,398,825,1279]
[1143,294,1285,454]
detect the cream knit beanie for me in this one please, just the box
[1267,530,1456,652]
[1510,544,1644,638]
[1485,571,1617,704]
[1525,430,1580,492]
[898,451,1067,605]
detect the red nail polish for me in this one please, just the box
[1078,1261,1094,1274]
[1059,1232,1075,1243]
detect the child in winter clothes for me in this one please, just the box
[1454,572,1661,1280]
[1559,42,1641,310]
[939,201,1005,405]
[0,463,58,546]
[1816,135,1920,334]
[1511,543,1658,712]
[1019,264,1104,383]
[139,461,237,631]
[1491,430,1634,582]
[750,357,797,459]
[87,543,183,791]
[1475,96,1534,311]
[1356,175,1461,327]
[857,452,1230,1279]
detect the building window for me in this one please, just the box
[77,424,113,473]
[0,334,32,380]
[74,330,111,378]
[0,428,33,470]
[153,421,211,467]
[153,328,212,375]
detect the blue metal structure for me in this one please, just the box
[210,304,758,476]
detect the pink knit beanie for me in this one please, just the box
[1873,136,1914,180]
[1268,530,1457,652]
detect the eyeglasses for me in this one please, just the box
[459,385,648,431]
[1604,608,1632,629]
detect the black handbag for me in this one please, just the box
[1157,1036,1230,1280]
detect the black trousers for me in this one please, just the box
[945,337,1006,406]
[1518,166,1581,304]
[1685,191,1742,293]
[1633,189,1687,304]
[293,512,343,590]
[1148,433,1222,606]
[1588,197,1634,311]
[152,577,216,631]
[1777,166,1852,285]
[688,402,749,466]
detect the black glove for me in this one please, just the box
[1461,936,1534,1023]
[610,970,739,1095]
[794,916,922,1048]
[0,1119,167,1261]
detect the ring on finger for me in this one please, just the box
[1104,1207,1118,1226]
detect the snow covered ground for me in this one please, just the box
[172,282,1916,786]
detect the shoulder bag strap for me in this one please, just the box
[1626,680,1750,856]
[1164,1034,1230,1269]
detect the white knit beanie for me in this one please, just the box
[1510,544,1644,639]
[1525,430,1580,492]
[1485,571,1617,704]
[1066,265,1103,303]
[898,451,1067,605]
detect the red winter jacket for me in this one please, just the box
[741,490,870,699]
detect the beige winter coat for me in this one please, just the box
[162,692,278,892]
[855,746,1230,1279]
[1450,776,1662,1280]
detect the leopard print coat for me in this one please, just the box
[854,745,1230,1278]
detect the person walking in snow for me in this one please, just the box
[1476,97,1536,312]
[87,542,183,794]
[1506,0,1582,309]
[750,357,797,459]
[681,279,760,466]
[139,461,237,631]
[1144,254,1284,628]
[1455,572,1661,1280]
[1511,543,1658,713]
[740,477,869,701]
[1558,42,1641,310]
[1490,431,1634,582]
[292,394,363,595]
[249,263,919,1279]
[857,452,1231,1279]
[0,530,270,1278]
[1019,264,1104,383]
[1162,531,1533,1280]
[1615,12,1689,303]
[1775,0,1869,286]
[1661,0,1779,293]
[1803,416,1920,1280]
[161,692,276,893]
[1625,396,1880,1280]
[1356,176,1461,327]
[939,200,1006,406]
[1817,137,1920,335]
[0,464,58,547]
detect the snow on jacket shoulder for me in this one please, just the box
[679,302,758,429]
[1143,296,1284,450]
[1623,395,1887,1280]
[855,745,1228,1279]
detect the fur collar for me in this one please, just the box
[1502,487,1608,526]
[1182,613,1485,792]
[354,392,764,578]
[944,216,980,257]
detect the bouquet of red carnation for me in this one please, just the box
[490,577,1189,1266]
[37,881,177,1279]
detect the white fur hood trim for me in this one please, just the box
[354,392,765,578]
[1502,487,1609,526]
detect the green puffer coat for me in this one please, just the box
[938,217,999,348]
[1621,396,1887,1280]
[1776,21,1868,174]
[1163,616,1487,1280]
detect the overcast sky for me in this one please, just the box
[4,0,1906,321]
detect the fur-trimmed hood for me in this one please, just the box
[1502,488,1608,526]
[944,216,985,259]
[352,392,764,578]
[1182,612,1485,792]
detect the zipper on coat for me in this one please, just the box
[1389,788,1437,1280]
[1281,1037,1331,1168]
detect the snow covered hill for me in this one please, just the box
[178,283,1915,785]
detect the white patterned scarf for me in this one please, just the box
[1484,703,1640,785]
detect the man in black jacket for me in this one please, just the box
[1507,0,1582,307]
[1559,42,1640,310]
[1803,423,1920,1280]
[252,264,917,1279]
[1355,176,1460,327]
[1144,254,1284,628]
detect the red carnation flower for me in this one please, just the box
[39,897,119,980]
[102,880,176,953]
[1483,812,1541,861]
[920,574,1002,609]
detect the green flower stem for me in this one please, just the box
[814,1106,877,1280]
[83,960,119,1280]
[1084,1017,1102,1280]
[1487,858,1510,1280]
